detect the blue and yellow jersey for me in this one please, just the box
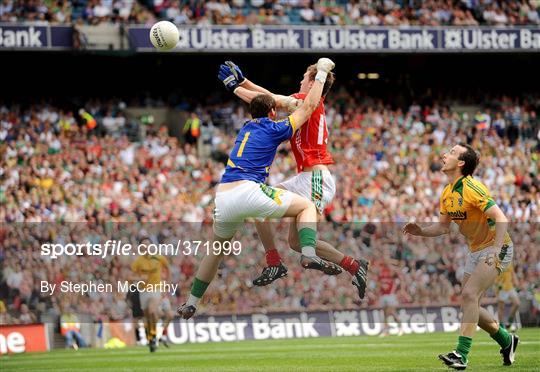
[440,175,512,252]
[221,116,296,184]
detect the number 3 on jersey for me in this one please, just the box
[317,114,327,145]
[237,131,251,157]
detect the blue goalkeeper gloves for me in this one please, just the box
[217,61,246,92]
[218,64,240,92]
[224,61,246,84]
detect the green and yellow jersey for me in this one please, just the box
[497,264,515,291]
[439,175,512,252]
[131,255,169,285]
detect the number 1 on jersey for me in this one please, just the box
[237,131,251,157]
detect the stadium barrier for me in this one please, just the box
[158,304,521,345]
[0,324,50,354]
[128,25,540,53]
[1,23,539,52]
[0,23,72,49]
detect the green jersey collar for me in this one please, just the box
[451,176,466,196]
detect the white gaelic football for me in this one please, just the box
[149,21,179,51]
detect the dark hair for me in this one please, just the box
[458,143,479,176]
[250,94,276,119]
[306,64,335,96]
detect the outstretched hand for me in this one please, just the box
[402,222,422,236]
[218,64,240,92]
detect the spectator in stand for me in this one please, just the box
[60,306,87,349]
[0,89,538,322]
[2,0,539,25]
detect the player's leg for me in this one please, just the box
[287,222,342,268]
[477,299,518,365]
[288,170,369,297]
[145,296,160,352]
[179,233,230,319]
[179,185,245,319]
[158,299,173,347]
[252,219,289,286]
[507,290,520,330]
[451,273,517,366]
[280,192,333,272]
[253,182,288,271]
[288,222,369,299]
[441,251,507,368]
[497,296,506,328]
[386,301,403,336]
[456,263,498,366]
[379,303,390,337]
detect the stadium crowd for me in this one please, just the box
[1,0,539,26]
[0,89,539,325]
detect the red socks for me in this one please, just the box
[340,255,359,276]
[265,249,281,266]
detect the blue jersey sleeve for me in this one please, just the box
[269,116,294,144]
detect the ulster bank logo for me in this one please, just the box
[448,210,467,220]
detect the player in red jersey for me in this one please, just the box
[219,61,369,300]
[376,260,404,337]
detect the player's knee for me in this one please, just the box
[306,201,317,214]
[461,288,479,303]
[288,235,301,252]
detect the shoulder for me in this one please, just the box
[463,176,490,197]
[440,183,452,197]
[292,92,305,99]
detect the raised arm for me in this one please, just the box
[218,61,301,111]
[288,58,334,129]
[224,61,274,95]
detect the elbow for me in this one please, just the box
[304,100,318,114]
[441,224,450,235]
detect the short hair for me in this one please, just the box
[250,94,276,119]
[458,143,479,176]
[306,64,335,96]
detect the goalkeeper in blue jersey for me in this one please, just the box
[178,58,335,319]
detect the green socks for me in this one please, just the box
[456,336,473,363]
[298,227,317,256]
[187,278,210,307]
[491,325,512,349]
[191,277,209,297]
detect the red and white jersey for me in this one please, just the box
[378,266,397,296]
[290,93,334,173]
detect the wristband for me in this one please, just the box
[315,70,327,83]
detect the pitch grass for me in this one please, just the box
[2,328,539,371]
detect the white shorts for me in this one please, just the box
[160,297,172,313]
[279,170,336,214]
[380,294,398,308]
[213,181,294,239]
[498,289,519,304]
[140,292,161,310]
[464,244,514,275]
